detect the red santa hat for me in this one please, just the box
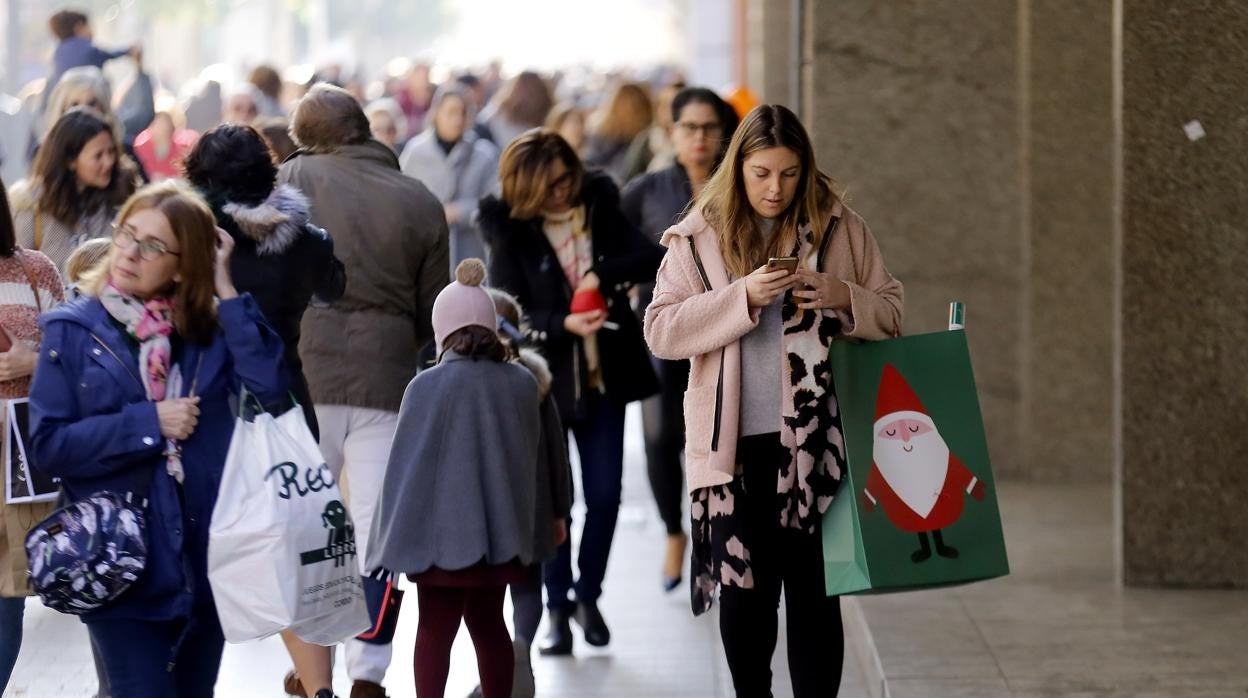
[873,363,935,431]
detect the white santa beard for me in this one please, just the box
[873,428,951,519]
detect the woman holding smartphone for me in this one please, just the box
[644,105,903,697]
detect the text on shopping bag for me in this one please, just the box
[264,460,336,499]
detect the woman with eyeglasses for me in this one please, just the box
[29,181,289,697]
[0,176,65,694]
[620,86,739,592]
[8,108,139,273]
[479,130,663,658]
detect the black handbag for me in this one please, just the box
[355,570,404,645]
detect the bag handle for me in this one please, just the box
[33,213,43,252]
[15,252,43,314]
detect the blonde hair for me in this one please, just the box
[64,237,112,283]
[588,82,653,142]
[81,181,221,343]
[498,129,583,220]
[694,104,840,280]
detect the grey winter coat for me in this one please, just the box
[399,129,499,267]
[278,140,449,413]
[365,352,546,575]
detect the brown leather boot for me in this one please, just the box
[284,671,308,698]
[349,680,389,698]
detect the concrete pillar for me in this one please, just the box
[804,1,1026,476]
[1117,0,1248,587]
[745,0,796,108]
[1023,1,1115,482]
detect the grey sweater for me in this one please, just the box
[365,351,543,575]
[739,217,783,436]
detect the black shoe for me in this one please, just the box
[313,691,338,698]
[573,599,611,647]
[911,532,932,563]
[538,608,573,656]
[932,530,959,558]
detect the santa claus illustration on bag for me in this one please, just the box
[860,363,987,563]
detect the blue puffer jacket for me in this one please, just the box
[29,294,288,623]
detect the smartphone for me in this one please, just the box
[766,256,799,274]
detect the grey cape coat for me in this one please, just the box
[366,351,549,575]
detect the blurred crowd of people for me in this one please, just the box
[0,6,903,698]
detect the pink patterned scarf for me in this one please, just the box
[100,282,186,482]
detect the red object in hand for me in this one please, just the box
[570,288,608,315]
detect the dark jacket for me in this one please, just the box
[204,184,346,438]
[278,140,450,413]
[479,171,663,422]
[29,295,288,622]
[621,164,695,313]
[517,349,573,562]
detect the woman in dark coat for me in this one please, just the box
[182,123,345,698]
[182,123,346,438]
[29,182,289,697]
[479,129,662,657]
[620,87,739,592]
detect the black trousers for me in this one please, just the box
[718,433,844,698]
[641,356,689,535]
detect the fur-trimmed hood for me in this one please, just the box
[221,184,310,255]
[517,347,553,399]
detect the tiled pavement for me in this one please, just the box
[852,483,1248,697]
[4,406,868,697]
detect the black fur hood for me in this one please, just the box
[220,184,311,255]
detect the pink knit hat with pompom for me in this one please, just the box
[431,258,497,352]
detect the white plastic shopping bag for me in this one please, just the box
[208,397,369,644]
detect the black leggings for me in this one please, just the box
[718,433,844,698]
[641,357,689,535]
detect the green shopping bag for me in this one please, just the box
[822,328,1009,595]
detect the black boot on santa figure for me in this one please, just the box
[932,529,959,559]
[911,532,932,563]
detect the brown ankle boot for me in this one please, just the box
[349,680,389,698]
[284,671,308,698]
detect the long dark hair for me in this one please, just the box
[0,177,16,258]
[32,108,137,226]
[183,123,277,206]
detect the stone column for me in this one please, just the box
[1118,0,1248,586]
[1023,1,1115,482]
[803,1,1026,475]
[746,0,796,108]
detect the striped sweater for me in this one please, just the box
[0,249,64,399]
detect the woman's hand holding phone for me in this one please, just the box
[745,264,800,308]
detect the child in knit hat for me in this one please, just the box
[365,259,548,698]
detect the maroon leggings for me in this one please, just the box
[414,583,513,698]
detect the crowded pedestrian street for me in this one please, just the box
[2,1,1246,697]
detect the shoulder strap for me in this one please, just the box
[15,252,43,313]
[816,215,841,271]
[33,213,43,252]
[686,236,713,292]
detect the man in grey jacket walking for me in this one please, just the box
[279,83,449,698]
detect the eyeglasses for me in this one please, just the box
[112,224,180,261]
[676,121,723,137]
